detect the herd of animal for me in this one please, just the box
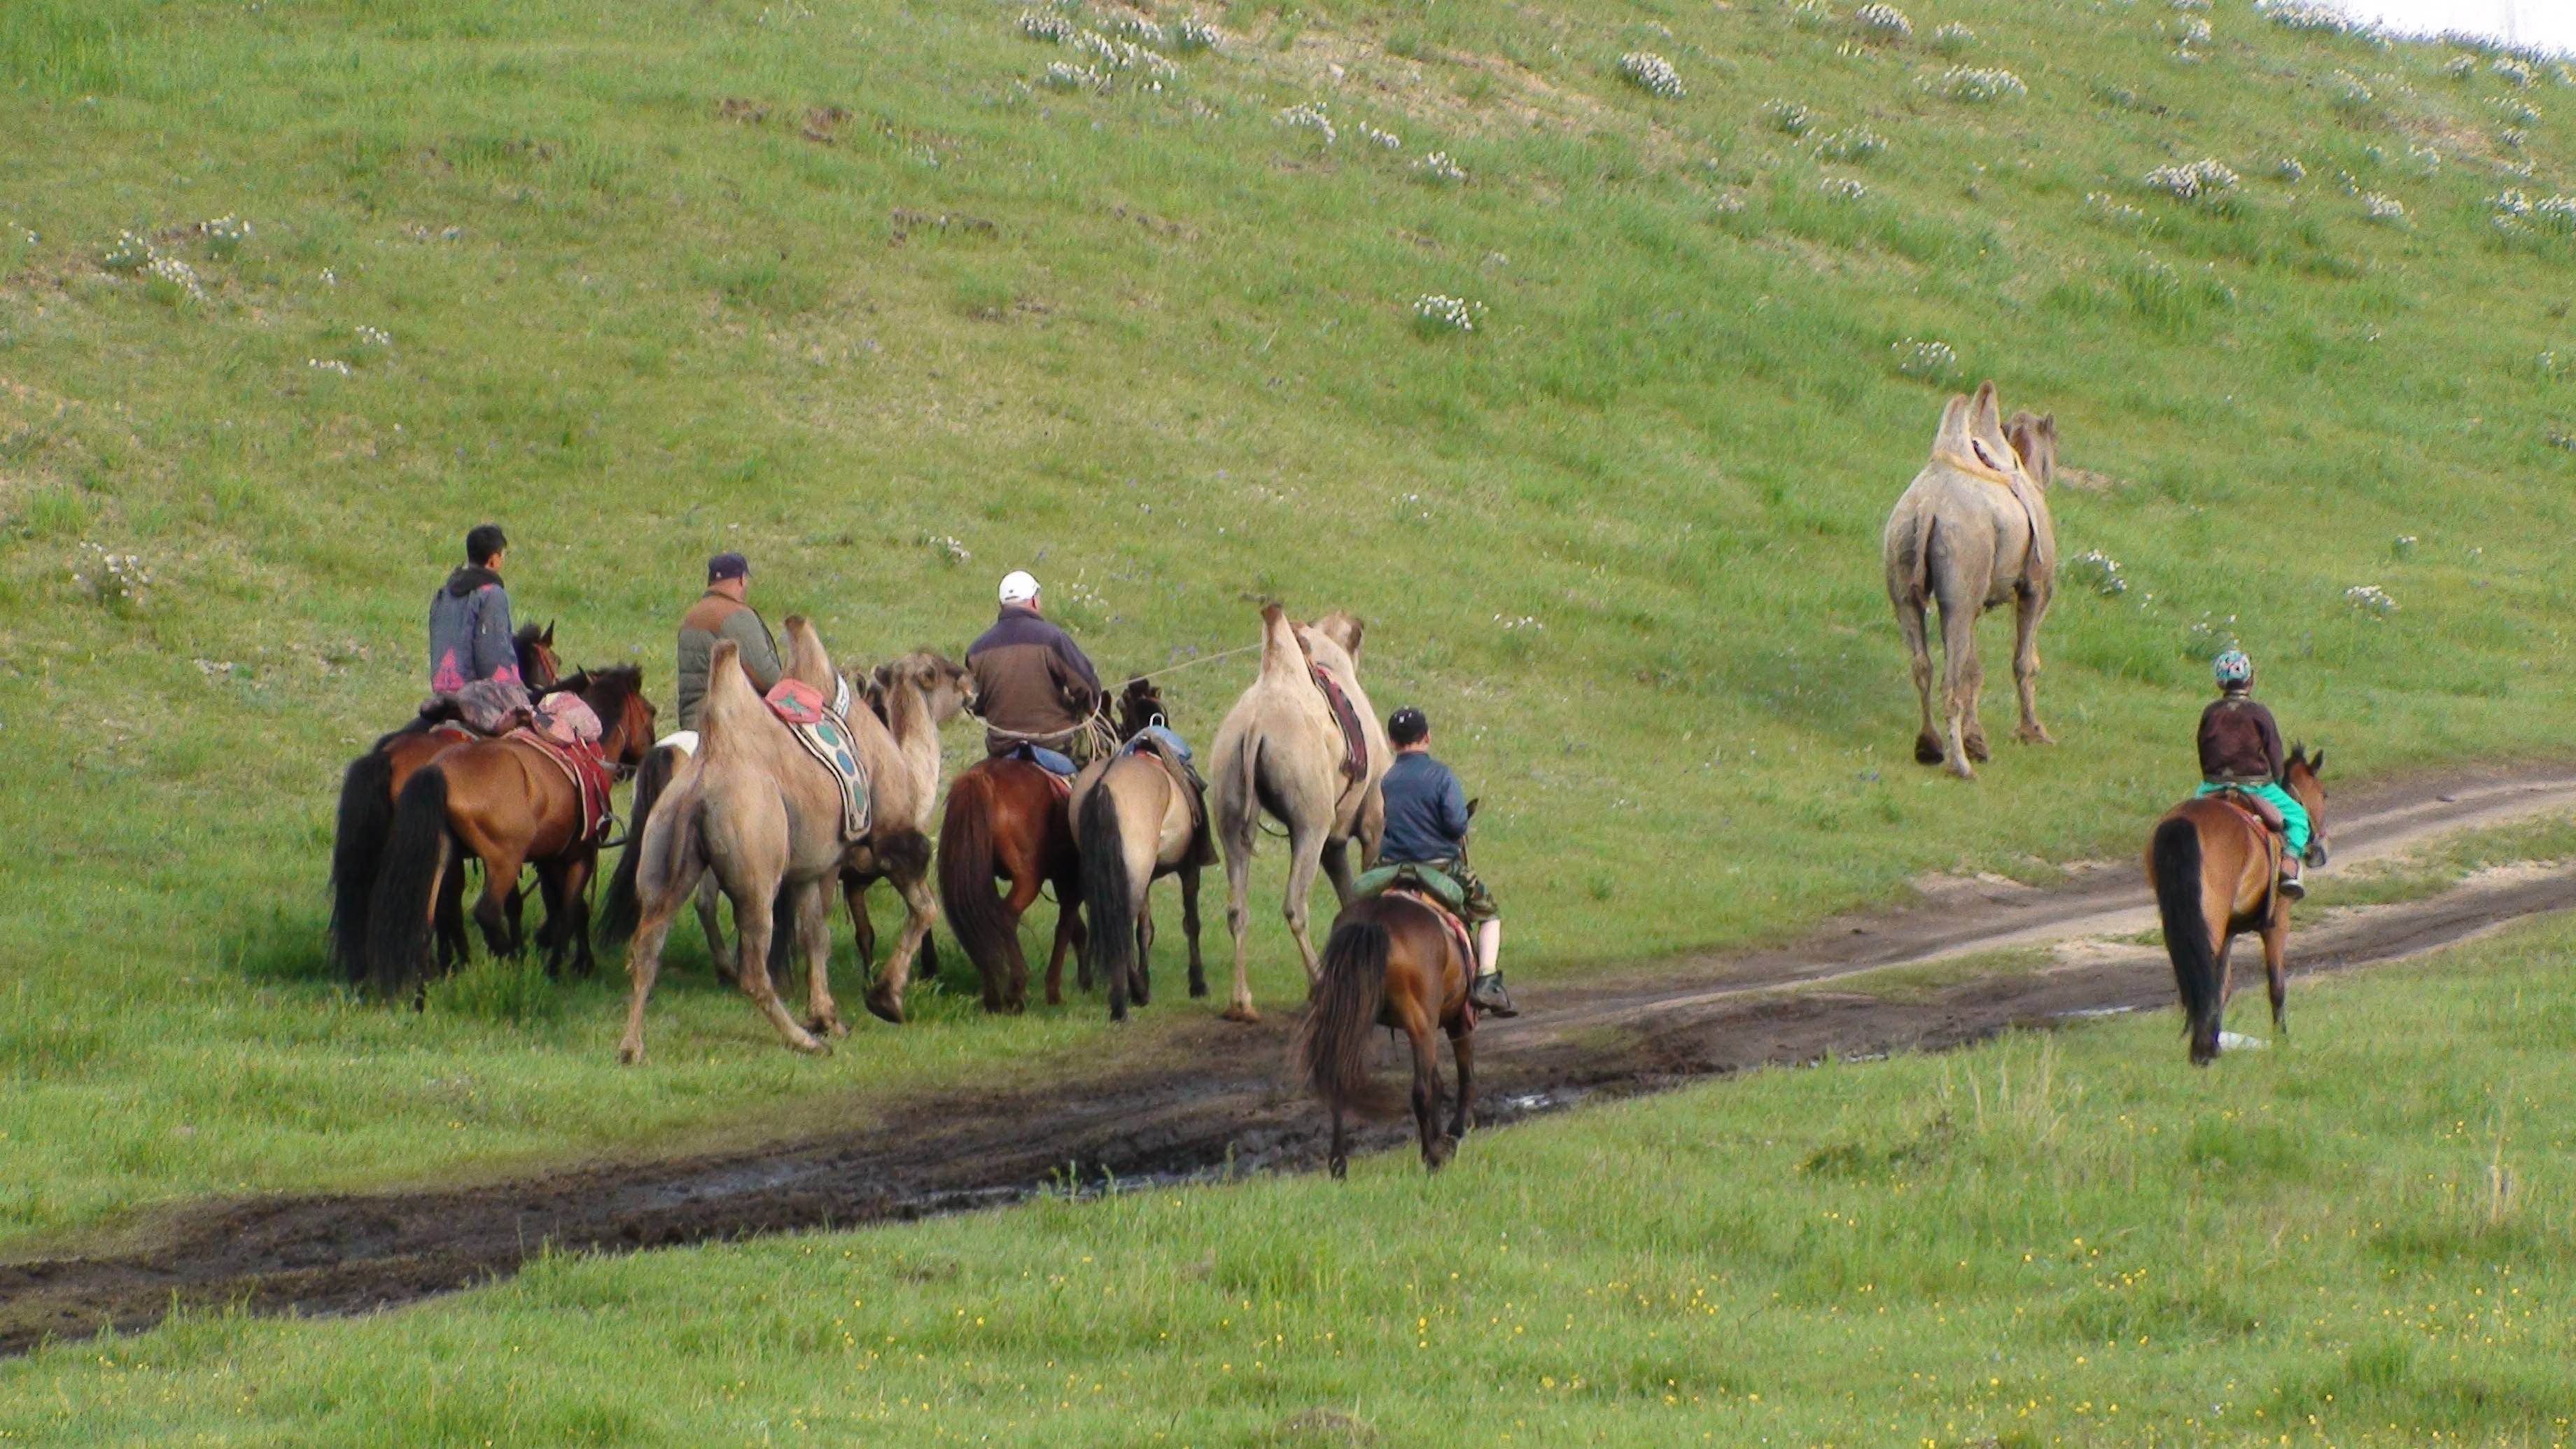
[320,380,2325,1176]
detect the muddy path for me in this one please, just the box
[6,764,2574,1355]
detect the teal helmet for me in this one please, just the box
[2214,648,2253,687]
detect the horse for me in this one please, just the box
[1208,604,1390,1022]
[1294,890,1476,1177]
[615,621,965,1061]
[328,622,564,981]
[2146,746,2330,1065]
[1069,678,1212,1021]
[360,664,657,998]
[936,744,1087,1015]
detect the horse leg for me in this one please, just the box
[1222,827,1259,1024]
[472,851,526,959]
[561,850,598,979]
[533,860,568,978]
[1181,864,1207,999]
[2011,584,2055,745]
[1896,597,1942,764]
[1406,1007,1450,1172]
[435,858,470,972]
[2262,907,2288,1039]
[797,879,845,1038]
[864,837,939,1026]
[1329,1098,1349,1181]
[844,874,877,986]
[1282,816,1331,987]
[998,868,1041,1014]
[1133,895,1154,1007]
[1320,835,1358,909]
[1447,1018,1475,1142]
[1044,898,1079,1009]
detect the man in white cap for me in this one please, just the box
[966,569,1104,771]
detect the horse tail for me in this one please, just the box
[329,748,397,983]
[1079,777,1137,1018]
[2153,816,2222,1065]
[937,769,1015,989]
[364,763,453,1000]
[1296,915,1402,1120]
[598,742,680,945]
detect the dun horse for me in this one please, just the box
[360,664,656,997]
[1070,678,1213,1021]
[1295,891,1476,1177]
[1208,604,1390,1023]
[2146,747,2329,1065]
[328,622,563,980]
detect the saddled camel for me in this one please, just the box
[615,619,965,1062]
[1208,604,1390,1023]
[1882,379,2059,779]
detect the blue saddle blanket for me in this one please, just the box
[1125,724,1193,764]
[1014,743,1077,777]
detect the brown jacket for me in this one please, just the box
[675,591,783,731]
[2198,692,2283,784]
[967,605,1100,740]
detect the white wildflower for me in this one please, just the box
[1042,60,1109,91]
[2493,57,2536,89]
[99,230,155,272]
[1018,10,1077,43]
[1818,127,1888,162]
[1928,20,1973,54]
[1166,18,1220,52]
[1759,98,1816,135]
[1618,52,1685,99]
[2258,0,2367,36]
[1278,101,1336,143]
[1355,122,1402,150]
[2068,549,2127,596]
[1892,337,1956,379]
[1412,293,1485,333]
[2442,55,2475,80]
[1413,150,1466,184]
[2274,156,2306,182]
[1851,3,1910,41]
[1819,174,1867,201]
[143,252,206,303]
[1934,66,2026,103]
[2143,158,2239,202]
[356,324,391,346]
[307,358,354,375]
[2360,192,2407,224]
[2344,583,2397,615]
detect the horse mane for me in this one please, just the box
[1116,677,1166,740]
[577,664,649,735]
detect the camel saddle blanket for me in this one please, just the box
[768,680,870,841]
[1310,665,1368,782]
[505,728,618,843]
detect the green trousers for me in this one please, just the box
[2195,781,2311,858]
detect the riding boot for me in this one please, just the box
[2277,854,2306,902]
[1469,919,1517,1017]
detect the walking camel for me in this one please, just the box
[1882,380,2059,779]
[1208,604,1390,1023]
[614,619,966,1062]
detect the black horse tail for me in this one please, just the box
[1079,780,1138,1021]
[2153,816,2222,1065]
[329,748,397,983]
[1296,916,1402,1120]
[936,769,1016,1001]
[598,742,681,946]
[364,764,453,1001]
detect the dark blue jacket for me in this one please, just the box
[1379,750,1469,864]
[427,566,519,692]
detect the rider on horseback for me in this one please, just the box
[967,570,1104,772]
[2195,649,2311,902]
[423,522,532,731]
[1378,707,1517,1018]
[674,551,784,733]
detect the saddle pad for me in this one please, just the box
[533,694,601,746]
[1310,665,1368,783]
[507,727,617,843]
[1353,862,1466,916]
[764,678,828,727]
[1012,742,1079,781]
[785,708,871,841]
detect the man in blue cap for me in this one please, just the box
[674,550,783,732]
[1377,706,1516,1016]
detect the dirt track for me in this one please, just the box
[6,764,2574,1355]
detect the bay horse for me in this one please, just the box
[2146,746,2329,1065]
[1070,678,1212,1021]
[936,748,1086,1015]
[360,666,656,998]
[328,622,563,981]
[1294,890,1475,1177]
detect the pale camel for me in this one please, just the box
[1207,604,1390,1023]
[615,619,965,1062]
[1882,380,2060,780]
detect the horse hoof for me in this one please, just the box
[1220,1003,1261,1025]
[865,991,904,1026]
[1913,734,1945,765]
[1329,1156,1348,1181]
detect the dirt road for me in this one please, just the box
[5,764,2572,1354]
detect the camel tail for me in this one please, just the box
[631,771,708,930]
[1078,780,1138,1018]
[329,748,398,983]
[937,769,1018,992]
[1905,514,1938,604]
[1296,917,1403,1120]
[2152,816,2222,1066]
[363,764,452,1001]
[598,742,681,945]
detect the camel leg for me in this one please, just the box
[864,837,939,1025]
[692,875,732,983]
[617,858,704,1065]
[722,872,826,1056]
[1222,830,1260,1024]
[1181,864,1207,999]
[2011,584,2055,745]
[1935,596,1984,778]
[1321,835,1358,909]
[1896,598,1942,764]
[844,874,877,984]
[1447,1017,1475,1141]
[796,879,845,1038]
[1282,816,1331,986]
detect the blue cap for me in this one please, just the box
[707,551,750,582]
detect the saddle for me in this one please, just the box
[1007,742,1080,785]
[767,679,871,840]
[2208,785,2285,836]
[505,727,618,843]
[1310,665,1368,782]
[1120,723,1214,866]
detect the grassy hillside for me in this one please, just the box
[9,912,2575,1444]
[6,0,2576,1233]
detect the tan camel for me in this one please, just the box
[1882,380,2059,780]
[1208,604,1390,1023]
[615,619,965,1062]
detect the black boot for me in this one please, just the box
[1471,972,1518,1018]
[2278,856,2306,902]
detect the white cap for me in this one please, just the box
[998,570,1040,606]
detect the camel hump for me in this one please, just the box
[779,615,836,692]
[1256,603,1306,684]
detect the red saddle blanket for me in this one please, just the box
[1310,665,1368,783]
[506,728,617,843]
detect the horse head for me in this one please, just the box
[581,664,658,774]
[1116,676,1168,741]
[2285,745,2328,867]
[516,621,564,689]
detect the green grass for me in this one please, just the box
[12,911,2576,1444]
[7,0,2576,1237]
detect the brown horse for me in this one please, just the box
[1294,890,1476,1177]
[361,666,657,997]
[937,750,1086,1015]
[1070,678,1212,1021]
[328,622,564,980]
[2146,747,2329,1065]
